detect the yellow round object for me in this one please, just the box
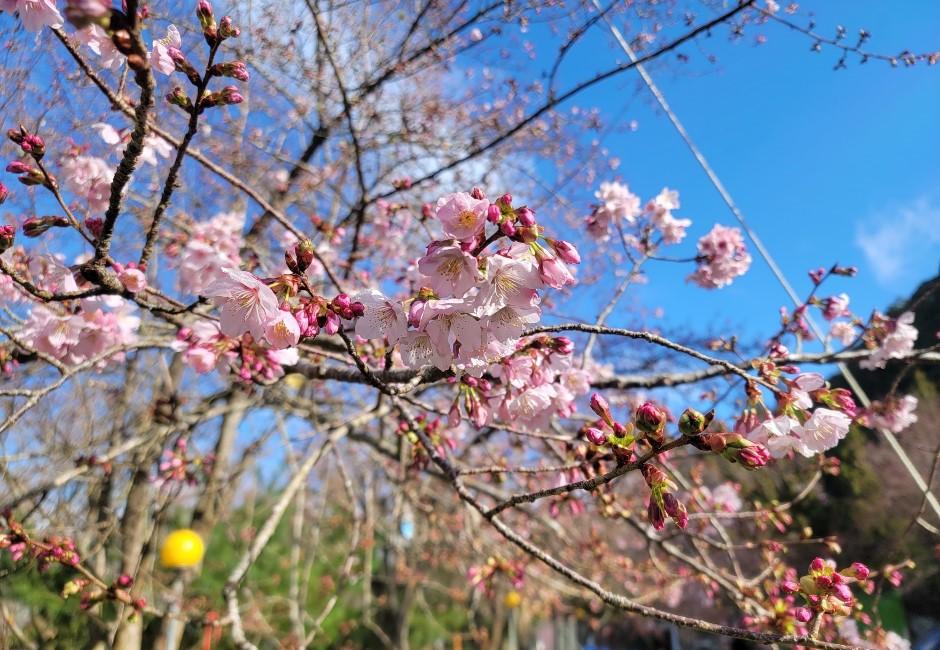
[503,590,522,609]
[283,373,305,390]
[160,529,205,569]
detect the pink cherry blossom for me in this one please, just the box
[151,24,181,75]
[398,330,452,370]
[687,224,752,289]
[797,408,851,454]
[749,414,812,459]
[830,321,856,346]
[59,154,113,213]
[0,0,63,31]
[867,394,918,433]
[74,24,123,69]
[204,267,281,341]
[476,246,541,312]
[434,192,488,241]
[822,293,850,321]
[264,310,301,349]
[859,311,918,370]
[788,372,825,409]
[353,289,408,344]
[118,267,147,293]
[537,254,575,289]
[647,188,691,244]
[586,181,641,239]
[173,211,245,294]
[417,241,480,297]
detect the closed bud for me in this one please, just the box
[499,220,516,237]
[781,580,800,594]
[640,464,667,488]
[294,239,314,272]
[219,85,244,105]
[851,562,869,581]
[793,607,813,623]
[585,427,607,446]
[810,557,825,572]
[166,86,193,112]
[84,217,103,239]
[210,61,250,82]
[23,216,69,237]
[589,393,613,426]
[515,206,536,226]
[647,498,665,531]
[551,239,580,264]
[21,134,45,159]
[196,1,217,43]
[662,492,680,517]
[218,15,240,39]
[469,186,486,200]
[0,182,8,204]
[678,407,709,436]
[6,161,33,174]
[635,402,666,435]
[486,203,501,223]
[0,224,15,253]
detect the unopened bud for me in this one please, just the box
[678,407,710,436]
[469,186,486,200]
[196,1,217,44]
[486,203,501,223]
[0,182,8,204]
[166,86,193,112]
[209,61,250,82]
[0,224,15,253]
[551,239,580,264]
[218,15,240,39]
[589,393,613,426]
[635,402,666,435]
[515,206,536,226]
[585,427,607,446]
[169,49,202,85]
[23,216,69,237]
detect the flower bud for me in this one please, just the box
[470,186,485,200]
[486,203,501,223]
[734,442,771,469]
[781,580,800,594]
[210,61,250,82]
[647,498,665,531]
[678,407,710,436]
[219,85,244,105]
[499,220,516,237]
[196,0,218,44]
[497,193,512,207]
[635,402,666,435]
[793,607,813,623]
[833,583,853,603]
[551,239,580,264]
[218,15,241,39]
[585,427,607,446]
[0,224,15,253]
[84,217,103,239]
[20,134,45,159]
[589,393,613,426]
[23,216,70,237]
[810,557,825,572]
[166,86,193,112]
[851,562,869,581]
[293,239,315,273]
[0,182,8,204]
[6,161,32,174]
[515,206,536,226]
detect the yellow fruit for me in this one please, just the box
[160,529,205,569]
[503,590,522,609]
[283,373,305,390]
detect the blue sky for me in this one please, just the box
[527,0,940,346]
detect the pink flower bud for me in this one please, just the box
[538,255,574,289]
[589,393,612,425]
[497,193,512,206]
[551,239,580,264]
[486,203,501,223]
[781,580,800,594]
[6,161,32,174]
[0,182,8,204]
[647,498,665,531]
[635,402,665,435]
[851,562,869,580]
[585,427,607,445]
[810,557,825,572]
[470,187,486,200]
[793,607,813,623]
[515,206,536,226]
[833,583,853,602]
[500,220,516,237]
[0,224,14,254]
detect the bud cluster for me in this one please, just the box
[641,464,688,530]
[780,558,871,621]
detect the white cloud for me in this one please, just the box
[855,198,940,286]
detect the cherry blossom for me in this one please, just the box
[434,192,488,242]
[798,407,852,454]
[0,0,63,31]
[352,289,408,344]
[204,267,281,341]
[866,394,918,433]
[687,224,752,289]
[859,311,918,370]
[586,180,641,239]
[151,24,182,75]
